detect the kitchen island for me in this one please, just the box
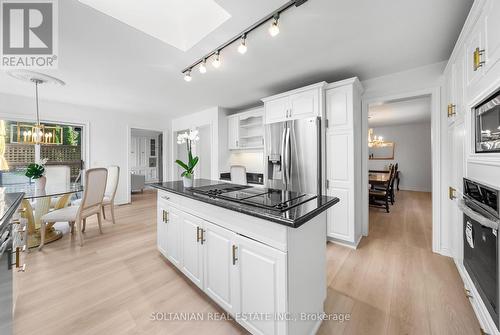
[151,179,339,335]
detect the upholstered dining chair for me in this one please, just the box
[101,165,120,224]
[40,168,108,249]
[45,165,71,208]
[230,165,247,185]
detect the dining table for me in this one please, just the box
[369,172,391,185]
[3,182,83,249]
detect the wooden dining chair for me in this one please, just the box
[40,168,108,249]
[369,167,395,213]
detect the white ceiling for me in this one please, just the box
[368,95,432,127]
[0,0,473,118]
[77,0,231,52]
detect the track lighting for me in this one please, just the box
[269,14,280,37]
[199,59,207,74]
[181,0,309,80]
[212,51,221,68]
[184,69,192,82]
[238,34,248,54]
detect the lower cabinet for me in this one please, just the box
[235,233,287,335]
[157,201,287,335]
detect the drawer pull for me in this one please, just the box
[161,196,170,201]
[232,245,238,265]
[197,227,201,243]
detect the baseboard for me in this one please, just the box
[454,258,499,335]
[327,235,362,249]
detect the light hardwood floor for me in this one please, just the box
[14,190,480,335]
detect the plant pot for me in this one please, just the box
[35,176,47,190]
[182,175,193,188]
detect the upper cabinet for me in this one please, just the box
[483,0,500,75]
[227,107,264,150]
[463,0,500,101]
[262,82,326,124]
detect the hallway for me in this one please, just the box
[319,191,480,334]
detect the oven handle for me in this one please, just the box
[458,199,500,231]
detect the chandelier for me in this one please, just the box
[368,128,387,148]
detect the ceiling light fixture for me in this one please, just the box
[212,51,221,68]
[184,69,192,82]
[181,0,308,81]
[269,14,280,37]
[238,34,248,54]
[199,59,207,73]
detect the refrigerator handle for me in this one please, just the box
[281,125,287,177]
[284,126,291,188]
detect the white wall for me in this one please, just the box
[171,106,223,181]
[368,122,432,192]
[221,151,264,174]
[0,92,170,205]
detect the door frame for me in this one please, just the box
[361,87,442,254]
[126,125,169,204]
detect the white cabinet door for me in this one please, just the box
[235,234,287,335]
[465,15,485,89]
[157,204,168,256]
[165,206,182,268]
[484,0,500,74]
[180,213,204,288]
[453,52,465,121]
[227,115,240,150]
[203,220,239,315]
[289,89,318,120]
[264,96,289,124]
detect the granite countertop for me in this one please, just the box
[150,179,339,228]
[0,191,24,233]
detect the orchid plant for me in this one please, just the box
[175,129,200,179]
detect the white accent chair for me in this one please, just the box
[230,165,247,185]
[102,165,119,224]
[40,168,108,249]
[45,165,71,207]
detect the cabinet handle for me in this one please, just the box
[161,196,170,201]
[232,245,238,265]
[12,246,26,271]
[236,140,239,148]
[196,227,201,243]
[200,229,206,245]
[464,288,473,299]
[448,186,457,200]
[473,47,485,71]
[162,210,169,223]
[447,104,456,117]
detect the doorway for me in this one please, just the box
[128,128,163,201]
[361,88,441,253]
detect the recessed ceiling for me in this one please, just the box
[368,95,432,127]
[77,0,231,51]
[0,0,473,118]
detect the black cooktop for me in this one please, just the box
[191,183,317,212]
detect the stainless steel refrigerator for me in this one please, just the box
[265,117,322,195]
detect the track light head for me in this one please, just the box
[212,51,221,68]
[184,69,192,82]
[199,59,207,74]
[269,14,280,37]
[238,34,248,54]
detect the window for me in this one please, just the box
[0,120,84,185]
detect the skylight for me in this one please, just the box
[78,0,231,51]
